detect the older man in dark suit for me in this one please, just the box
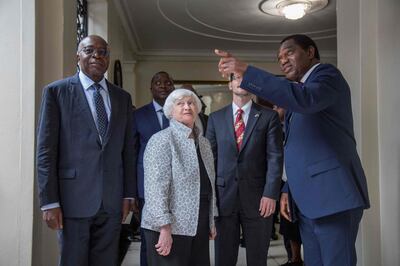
[206,75,283,266]
[36,35,136,266]
[215,34,370,266]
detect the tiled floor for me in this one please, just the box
[122,236,289,266]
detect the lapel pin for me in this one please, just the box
[255,113,260,118]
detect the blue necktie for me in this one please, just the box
[92,84,108,141]
[159,110,169,129]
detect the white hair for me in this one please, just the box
[163,89,202,119]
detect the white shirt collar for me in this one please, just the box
[79,71,108,91]
[300,63,321,83]
[232,100,252,116]
[152,100,163,112]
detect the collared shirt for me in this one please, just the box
[232,100,252,127]
[300,63,321,83]
[152,100,165,128]
[79,71,111,126]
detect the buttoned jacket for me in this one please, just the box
[241,64,370,219]
[36,73,136,217]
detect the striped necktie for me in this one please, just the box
[234,109,245,150]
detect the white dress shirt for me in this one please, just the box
[152,100,165,128]
[232,100,253,126]
[300,63,320,83]
[79,71,111,134]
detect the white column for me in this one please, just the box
[0,0,35,265]
[337,0,400,265]
[32,0,77,265]
[376,0,400,265]
[88,0,109,40]
[123,61,137,103]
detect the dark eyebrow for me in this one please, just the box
[281,43,295,51]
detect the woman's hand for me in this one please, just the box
[155,224,173,256]
[209,226,217,240]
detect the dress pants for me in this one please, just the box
[215,205,273,266]
[57,207,121,266]
[144,198,210,266]
[298,208,363,266]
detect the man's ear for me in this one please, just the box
[307,46,316,59]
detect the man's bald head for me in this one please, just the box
[77,35,110,82]
[77,35,108,53]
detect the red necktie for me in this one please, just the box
[234,109,245,150]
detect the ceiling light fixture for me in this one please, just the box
[259,0,328,20]
[280,2,310,20]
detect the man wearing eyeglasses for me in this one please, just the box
[36,35,136,266]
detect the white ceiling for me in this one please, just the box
[113,0,337,61]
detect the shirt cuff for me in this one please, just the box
[41,202,60,211]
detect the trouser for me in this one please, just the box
[144,198,210,266]
[214,206,273,266]
[58,207,121,266]
[298,208,363,266]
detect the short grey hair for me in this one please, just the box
[163,89,202,119]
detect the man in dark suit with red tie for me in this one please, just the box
[206,75,283,266]
[36,35,136,266]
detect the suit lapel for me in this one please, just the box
[239,103,261,153]
[224,106,237,151]
[70,74,101,146]
[146,103,163,132]
[102,81,118,146]
[284,110,293,146]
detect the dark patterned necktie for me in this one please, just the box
[159,109,169,129]
[234,109,245,150]
[92,83,108,141]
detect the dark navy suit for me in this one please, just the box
[133,102,164,200]
[206,102,283,266]
[241,64,370,266]
[36,73,135,266]
[132,102,165,266]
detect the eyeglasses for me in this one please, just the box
[79,46,110,57]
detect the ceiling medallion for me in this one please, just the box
[259,0,328,20]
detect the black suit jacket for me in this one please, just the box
[198,113,208,136]
[206,102,283,218]
[36,73,136,218]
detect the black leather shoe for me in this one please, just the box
[280,260,303,266]
[127,235,141,242]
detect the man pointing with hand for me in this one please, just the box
[215,34,369,266]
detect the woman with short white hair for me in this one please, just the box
[141,89,218,266]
